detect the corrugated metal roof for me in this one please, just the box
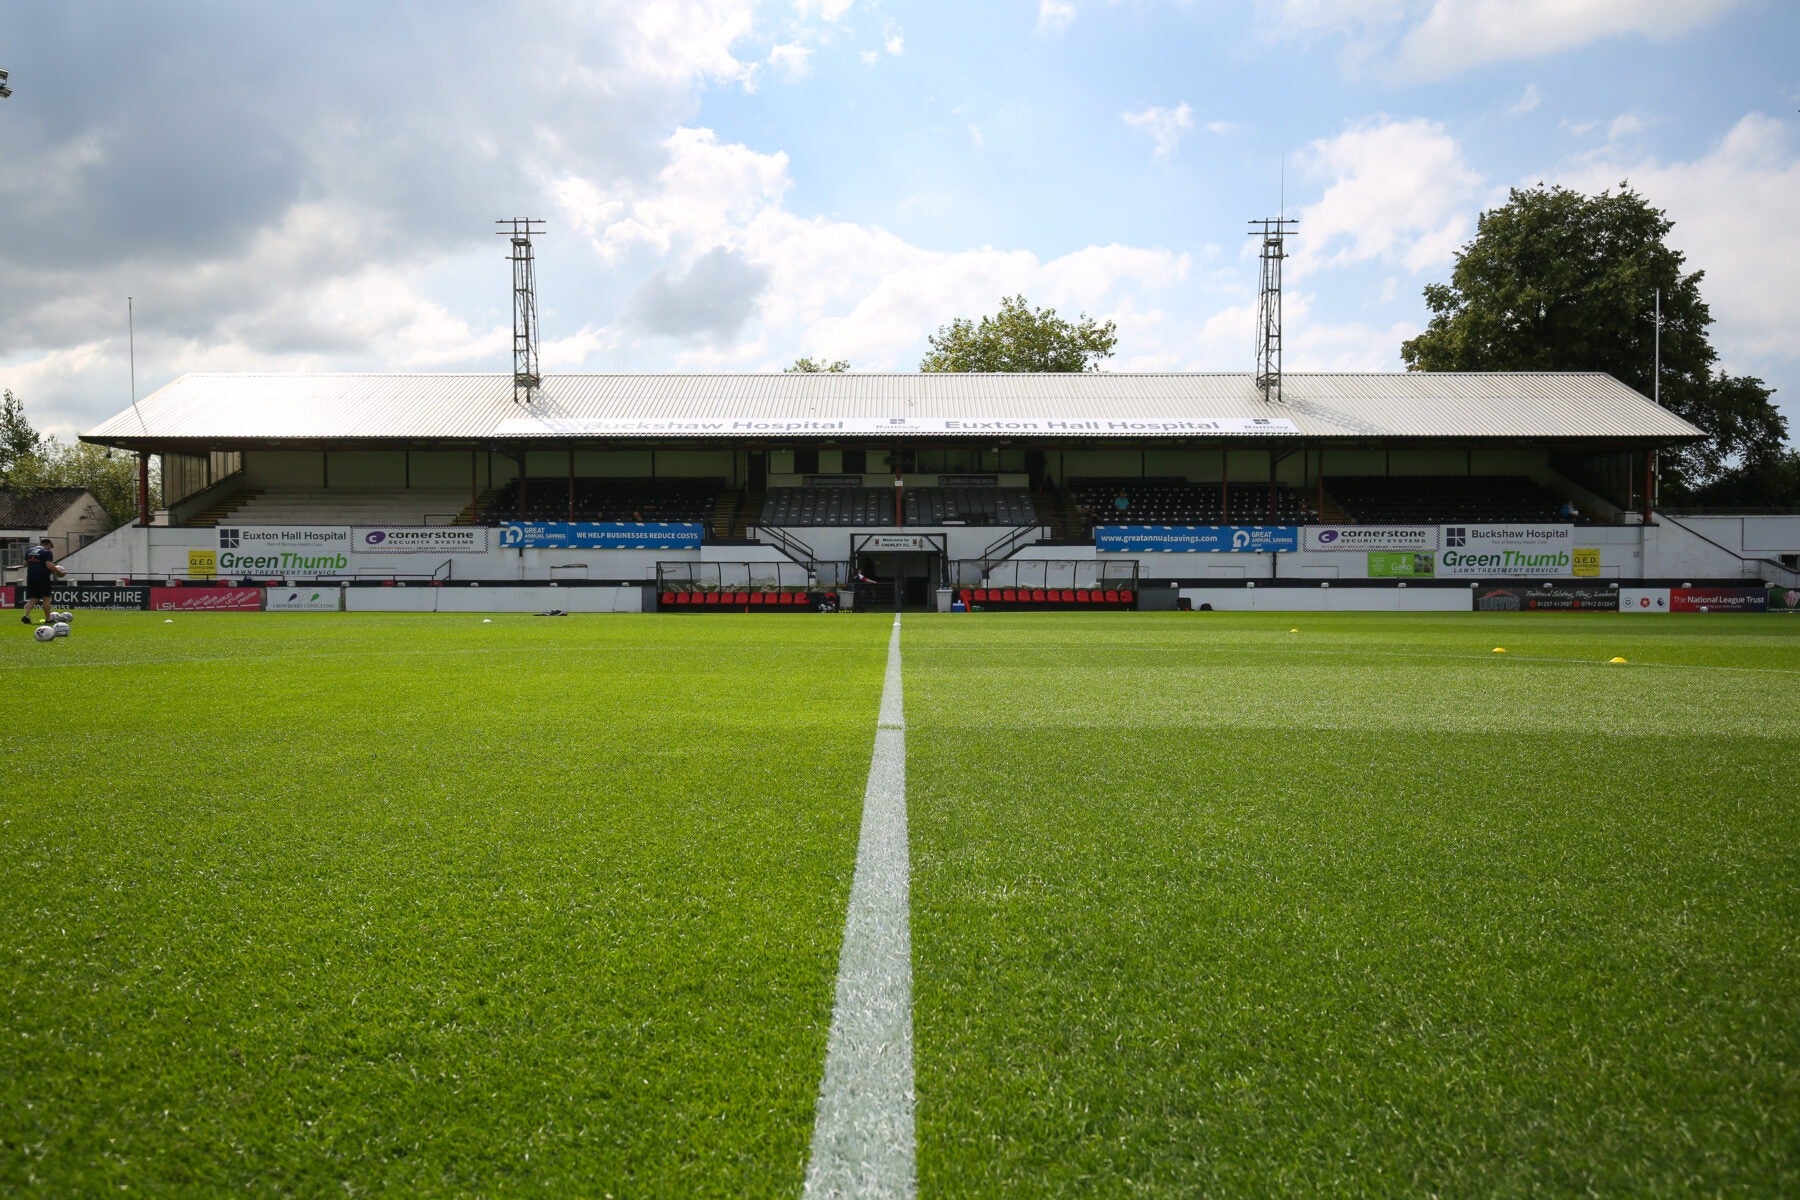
[83,371,1705,444]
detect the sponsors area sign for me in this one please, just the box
[862,534,936,551]
[497,415,1300,437]
[1520,585,1619,611]
[1367,551,1435,578]
[217,526,351,576]
[1096,525,1300,553]
[1435,525,1581,577]
[355,527,489,554]
[48,585,150,610]
[1770,587,1800,613]
[151,586,263,612]
[266,587,344,612]
[498,522,703,550]
[1306,526,1437,553]
[1620,588,1671,613]
[1671,587,1768,613]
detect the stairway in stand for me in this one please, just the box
[184,490,261,528]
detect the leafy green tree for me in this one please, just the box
[920,294,1117,373]
[1401,183,1786,495]
[785,357,850,373]
[0,388,41,484]
[7,436,159,529]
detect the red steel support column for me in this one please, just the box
[137,452,151,526]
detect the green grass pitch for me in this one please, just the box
[3,610,1797,1196]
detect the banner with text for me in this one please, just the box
[355,527,490,554]
[1770,586,1800,613]
[498,522,704,550]
[1671,587,1769,613]
[0,586,12,608]
[265,587,344,612]
[1367,551,1435,578]
[217,526,351,576]
[1519,585,1619,611]
[1096,525,1299,553]
[1434,524,1580,577]
[150,586,263,612]
[48,585,150,610]
[1306,526,1437,553]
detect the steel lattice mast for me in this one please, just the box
[1249,217,1297,404]
[497,219,546,406]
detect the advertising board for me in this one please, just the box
[498,522,704,550]
[48,585,150,610]
[354,527,490,554]
[1435,525,1580,577]
[188,549,217,580]
[217,526,351,576]
[1096,525,1299,553]
[1519,585,1619,611]
[1670,587,1768,613]
[150,586,263,612]
[1367,551,1435,578]
[0,585,12,608]
[1770,586,1800,613]
[265,587,344,612]
[1306,526,1437,553]
[1620,588,1671,613]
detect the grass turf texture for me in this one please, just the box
[906,612,1800,1197]
[1,612,888,1197]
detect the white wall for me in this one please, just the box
[347,586,645,613]
[1178,586,1472,612]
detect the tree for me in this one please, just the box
[785,357,850,373]
[1401,183,1786,496]
[7,438,158,529]
[0,388,40,484]
[920,294,1117,373]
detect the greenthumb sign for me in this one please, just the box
[1368,551,1435,578]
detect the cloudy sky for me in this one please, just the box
[2,0,1796,441]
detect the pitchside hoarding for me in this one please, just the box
[1306,526,1437,553]
[217,526,351,576]
[355,527,489,554]
[1367,551,1435,578]
[48,585,150,610]
[151,586,263,612]
[1670,587,1768,613]
[1434,525,1581,577]
[1096,525,1299,553]
[265,587,344,612]
[498,522,704,549]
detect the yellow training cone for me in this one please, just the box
[1609,656,1628,663]
[1289,628,1299,633]
[1492,647,1507,654]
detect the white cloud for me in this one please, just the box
[1508,83,1542,116]
[1122,102,1195,164]
[1264,0,1747,78]
[860,49,879,65]
[551,126,1194,371]
[794,0,853,21]
[1037,0,1077,35]
[1553,112,1800,370]
[883,20,905,54]
[1296,117,1483,273]
[768,42,813,80]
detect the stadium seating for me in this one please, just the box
[758,486,1037,527]
[957,586,1137,611]
[206,488,474,527]
[485,478,722,524]
[1071,480,1316,526]
[1323,475,1564,524]
[760,487,894,526]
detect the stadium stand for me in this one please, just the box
[484,478,722,523]
[761,487,895,527]
[197,488,474,527]
[1071,480,1316,525]
[903,487,1037,526]
[1323,475,1564,524]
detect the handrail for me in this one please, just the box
[748,523,818,570]
[1655,511,1800,587]
[979,523,1051,573]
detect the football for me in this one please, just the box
[53,622,71,638]
[34,625,55,642]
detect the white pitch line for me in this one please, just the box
[804,614,915,1200]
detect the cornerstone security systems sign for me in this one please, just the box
[1306,526,1437,552]
[217,526,351,575]
[1096,525,1299,553]
[496,415,1301,437]
[355,527,489,554]
[498,522,704,549]
[1433,525,1576,577]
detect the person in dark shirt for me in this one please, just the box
[21,537,65,626]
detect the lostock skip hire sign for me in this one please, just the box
[217,527,350,576]
[49,585,150,610]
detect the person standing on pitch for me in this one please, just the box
[21,537,65,626]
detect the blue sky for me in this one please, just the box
[2,0,1796,442]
